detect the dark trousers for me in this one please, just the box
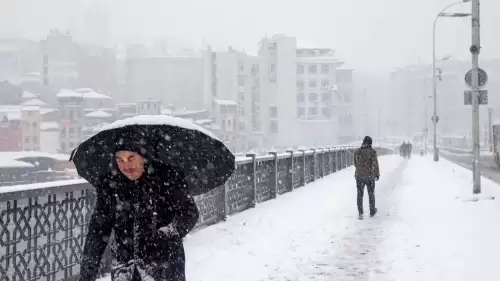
[356,178,376,215]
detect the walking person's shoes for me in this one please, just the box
[370,208,378,217]
[358,212,363,220]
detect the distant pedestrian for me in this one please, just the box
[354,136,380,219]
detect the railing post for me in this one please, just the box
[329,148,334,174]
[311,148,317,181]
[319,148,325,178]
[268,151,278,199]
[286,149,294,191]
[342,148,347,169]
[222,180,229,221]
[298,149,306,187]
[246,152,257,208]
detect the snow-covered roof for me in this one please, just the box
[40,122,59,131]
[0,151,69,161]
[21,98,48,106]
[86,110,113,118]
[21,106,41,111]
[172,109,208,117]
[40,108,58,115]
[0,158,35,168]
[56,88,112,100]
[22,91,37,99]
[7,112,21,120]
[214,99,237,106]
[57,89,83,98]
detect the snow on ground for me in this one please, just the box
[96,155,500,281]
[373,156,500,281]
[185,155,403,281]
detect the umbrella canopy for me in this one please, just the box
[70,115,235,196]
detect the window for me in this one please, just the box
[297,107,305,117]
[24,136,29,144]
[308,64,317,74]
[321,92,331,102]
[238,92,245,102]
[297,93,305,102]
[321,107,331,117]
[297,64,304,74]
[269,106,278,118]
[308,107,318,115]
[239,122,245,131]
[321,79,330,87]
[309,93,318,102]
[344,91,352,102]
[321,64,330,73]
[61,142,66,152]
[308,80,317,88]
[70,142,75,149]
[269,63,276,73]
[32,122,37,129]
[239,61,244,72]
[33,136,38,144]
[238,106,245,116]
[297,79,304,90]
[270,121,278,133]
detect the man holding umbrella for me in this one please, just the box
[72,116,235,281]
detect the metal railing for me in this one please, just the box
[0,146,393,281]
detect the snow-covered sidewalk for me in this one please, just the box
[184,155,404,281]
[98,155,500,281]
[374,156,500,281]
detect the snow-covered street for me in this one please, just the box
[98,155,500,281]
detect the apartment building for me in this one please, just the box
[203,46,262,152]
[21,106,41,151]
[257,35,354,148]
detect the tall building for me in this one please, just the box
[40,30,79,103]
[21,106,41,151]
[203,46,262,152]
[257,35,352,148]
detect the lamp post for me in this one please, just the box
[432,0,471,162]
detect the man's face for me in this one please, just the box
[115,150,145,180]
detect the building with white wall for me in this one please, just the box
[21,106,41,151]
[257,35,354,149]
[203,46,262,152]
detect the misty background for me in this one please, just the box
[3,0,500,72]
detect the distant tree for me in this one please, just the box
[0,81,22,104]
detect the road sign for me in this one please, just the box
[465,68,488,89]
[431,116,439,123]
[464,89,488,105]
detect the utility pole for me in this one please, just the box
[488,108,493,151]
[471,0,481,193]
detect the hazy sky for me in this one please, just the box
[2,0,500,72]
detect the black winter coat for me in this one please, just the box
[79,165,200,281]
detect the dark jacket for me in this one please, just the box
[79,164,200,281]
[354,146,380,180]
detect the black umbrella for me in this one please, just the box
[70,115,235,196]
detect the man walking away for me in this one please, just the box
[354,136,380,219]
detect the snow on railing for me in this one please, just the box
[0,145,394,281]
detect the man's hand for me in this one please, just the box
[375,175,380,181]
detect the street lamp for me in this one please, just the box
[432,0,471,162]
